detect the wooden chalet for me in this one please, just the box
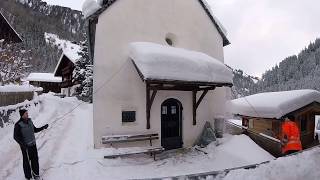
[53,53,77,96]
[231,89,320,157]
[0,11,22,44]
[26,73,61,93]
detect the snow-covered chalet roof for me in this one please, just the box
[0,11,23,44]
[26,73,62,83]
[230,89,320,119]
[129,42,233,86]
[82,0,230,46]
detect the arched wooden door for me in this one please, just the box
[161,98,183,150]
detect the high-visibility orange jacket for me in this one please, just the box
[281,121,302,154]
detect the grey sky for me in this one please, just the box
[43,0,320,77]
[208,0,320,77]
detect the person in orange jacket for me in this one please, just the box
[281,115,302,155]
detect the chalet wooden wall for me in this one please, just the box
[293,102,320,148]
[29,81,61,93]
[242,102,320,155]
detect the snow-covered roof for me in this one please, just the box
[44,32,81,64]
[230,89,320,119]
[26,73,62,83]
[53,53,77,76]
[129,42,233,85]
[0,11,23,43]
[82,0,102,18]
[45,32,81,76]
[0,84,42,92]
[82,0,230,46]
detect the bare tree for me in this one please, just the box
[0,43,31,85]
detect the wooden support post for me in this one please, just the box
[146,83,151,129]
[193,90,197,125]
[146,83,157,129]
[196,90,208,108]
[193,89,210,126]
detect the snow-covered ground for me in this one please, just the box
[0,94,319,180]
[219,146,320,180]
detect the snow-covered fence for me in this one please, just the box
[0,85,43,106]
[0,95,42,128]
[0,91,33,107]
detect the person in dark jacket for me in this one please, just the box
[13,109,48,180]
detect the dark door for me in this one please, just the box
[161,98,183,150]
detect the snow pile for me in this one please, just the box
[230,89,320,119]
[0,84,42,92]
[82,0,101,18]
[26,73,62,83]
[0,94,42,129]
[221,146,320,180]
[44,32,81,62]
[227,119,242,126]
[129,42,233,84]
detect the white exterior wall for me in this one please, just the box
[93,0,229,148]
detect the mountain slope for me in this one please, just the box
[0,0,85,72]
[231,38,320,98]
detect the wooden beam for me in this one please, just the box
[193,90,197,126]
[146,79,233,88]
[146,84,157,129]
[150,90,157,106]
[196,90,208,109]
[146,83,151,129]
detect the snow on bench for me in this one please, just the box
[102,133,164,160]
[102,133,159,145]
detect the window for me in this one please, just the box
[171,106,176,114]
[122,111,136,123]
[162,106,167,115]
[165,38,173,46]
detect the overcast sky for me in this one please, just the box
[43,0,320,77]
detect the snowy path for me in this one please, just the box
[0,94,277,180]
[0,95,92,180]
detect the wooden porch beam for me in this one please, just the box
[193,90,197,126]
[146,83,157,129]
[196,90,208,109]
[148,85,216,91]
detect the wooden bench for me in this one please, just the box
[102,133,164,160]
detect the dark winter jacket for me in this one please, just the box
[13,118,46,147]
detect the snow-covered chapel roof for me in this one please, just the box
[129,42,233,86]
[230,89,320,119]
[82,0,230,46]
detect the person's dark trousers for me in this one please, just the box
[20,145,39,179]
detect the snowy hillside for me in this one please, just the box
[0,0,85,73]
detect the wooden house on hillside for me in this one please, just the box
[230,89,320,156]
[84,0,233,150]
[26,73,62,93]
[0,11,22,44]
[54,52,79,97]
